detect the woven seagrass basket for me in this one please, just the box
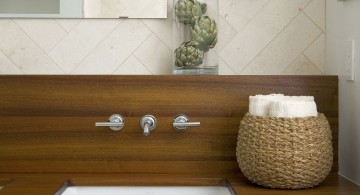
[236,113,333,189]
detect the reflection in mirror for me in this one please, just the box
[83,0,167,18]
[0,0,82,18]
[0,0,60,14]
[0,0,167,18]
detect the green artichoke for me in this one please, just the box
[191,16,218,52]
[175,0,207,25]
[174,41,204,67]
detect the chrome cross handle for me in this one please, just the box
[95,114,125,131]
[173,115,200,131]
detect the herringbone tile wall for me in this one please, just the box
[0,0,325,75]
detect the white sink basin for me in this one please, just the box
[60,186,233,195]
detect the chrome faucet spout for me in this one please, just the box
[140,115,157,136]
[143,122,151,136]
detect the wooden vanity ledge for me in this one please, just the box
[0,76,357,194]
[0,173,359,195]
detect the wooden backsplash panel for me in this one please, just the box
[0,76,338,175]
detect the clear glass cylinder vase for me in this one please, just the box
[173,0,219,75]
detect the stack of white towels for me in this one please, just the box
[249,94,318,118]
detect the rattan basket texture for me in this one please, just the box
[236,113,333,189]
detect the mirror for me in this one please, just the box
[0,0,167,18]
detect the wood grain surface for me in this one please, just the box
[0,76,338,175]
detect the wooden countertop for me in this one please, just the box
[0,173,359,195]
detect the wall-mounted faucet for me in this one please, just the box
[173,115,200,131]
[95,114,198,135]
[140,115,157,136]
[95,114,125,131]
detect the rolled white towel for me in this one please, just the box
[269,100,318,118]
[282,96,314,101]
[249,94,284,117]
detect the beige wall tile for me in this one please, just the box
[217,16,237,51]
[220,0,270,32]
[282,54,322,75]
[0,0,325,75]
[48,19,120,73]
[134,34,172,74]
[304,0,325,32]
[114,55,152,75]
[219,58,236,75]
[14,19,66,52]
[220,0,311,74]
[242,13,321,75]
[0,19,12,34]
[56,19,81,32]
[72,20,151,74]
[141,8,173,49]
[0,20,63,74]
[0,51,22,74]
[304,33,325,72]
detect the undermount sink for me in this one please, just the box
[55,180,235,195]
[60,186,233,195]
[0,178,11,191]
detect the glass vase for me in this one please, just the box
[173,0,219,75]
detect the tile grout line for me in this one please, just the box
[303,53,324,74]
[218,55,237,75]
[141,20,172,51]
[303,8,325,33]
[0,19,12,34]
[12,19,66,74]
[211,45,237,74]
[55,19,81,33]
[281,14,323,73]
[46,22,72,55]
[111,54,134,74]
[217,14,238,52]
[219,0,272,54]
[112,28,153,74]
[278,22,323,74]
[131,34,158,75]
[301,32,325,72]
[220,0,271,34]
[238,10,304,74]
[0,20,24,74]
[47,19,81,54]
[0,20,25,74]
[55,19,69,33]
[134,54,155,75]
[140,14,173,51]
[280,53,304,75]
[303,0,314,11]
[242,0,272,32]
[281,52,320,75]
[69,20,123,74]
[302,32,323,55]
[111,37,151,74]
[281,32,323,74]
[0,48,25,75]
